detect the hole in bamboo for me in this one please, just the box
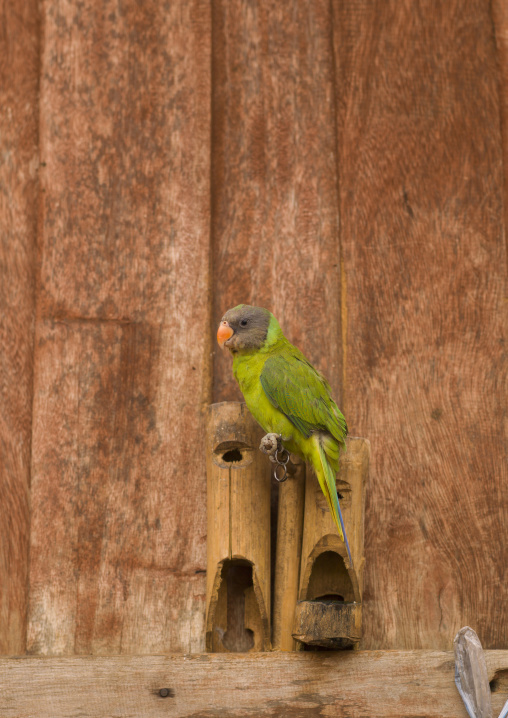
[213,441,252,468]
[222,448,243,463]
[490,669,508,693]
[315,593,345,602]
[306,551,354,602]
[212,559,264,652]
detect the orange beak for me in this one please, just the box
[217,321,234,349]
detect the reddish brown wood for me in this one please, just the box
[212,0,344,403]
[332,0,508,649]
[0,0,39,653]
[28,0,211,654]
[492,0,508,269]
[2,0,506,662]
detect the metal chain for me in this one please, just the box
[273,438,290,483]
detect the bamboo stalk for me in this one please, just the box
[206,402,271,652]
[272,456,305,651]
[293,437,369,648]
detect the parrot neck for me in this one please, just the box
[231,314,287,390]
[229,314,286,363]
[261,314,284,351]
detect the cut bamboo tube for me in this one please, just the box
[271,456,305,651]
[206,402,271,652]
[293,600,362,648]
[293,436,369,648]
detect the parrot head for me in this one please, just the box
[217,304,272,353]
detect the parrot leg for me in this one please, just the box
[259,432,297,478]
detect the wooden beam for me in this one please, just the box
[1,651,508,717]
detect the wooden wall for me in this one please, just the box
[1,0,506,656]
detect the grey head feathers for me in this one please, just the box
[221,304,272,352]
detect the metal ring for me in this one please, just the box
[274,463,288,482]
[275,448,290,466]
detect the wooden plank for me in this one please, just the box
[332,0,508,649]
[492,0,508,267]
[28,0,211,654]
[1,650,508,717]
[212,0,344,403]
[29,321,211,654]
[37,0,211,323]
[0,0,39,653]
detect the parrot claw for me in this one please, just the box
[259,432,281,457]
[259,432,297,480]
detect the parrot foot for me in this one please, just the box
[259,432,281,460]
[259,433,297,480]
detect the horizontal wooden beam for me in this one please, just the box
[1,650,507,717]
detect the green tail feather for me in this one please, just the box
[313,436,353,568]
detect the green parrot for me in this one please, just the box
[217,304,352,567]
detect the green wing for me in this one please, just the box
[260,348,347,445]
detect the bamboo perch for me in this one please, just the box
[293,436,369,648]
[271,454,305,651]
[206,402,271,652]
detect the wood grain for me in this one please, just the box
[28,0,211,654]
[0,0,39,653]
[3,0,506,663]
[212,0,344,403]
[492,0,508,269]
[332,0,508,649]
[292,600,362,649]
[29,320,209,654]
[1,650,508,717]
[37,1,211,324]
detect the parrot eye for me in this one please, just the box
[240,319,248,327]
